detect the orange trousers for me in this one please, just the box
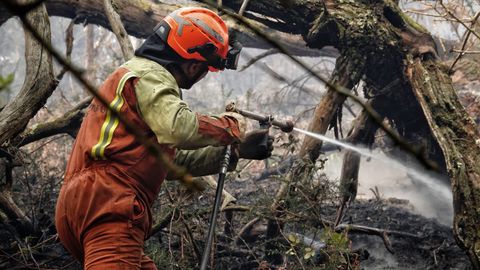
[55,165,156,270]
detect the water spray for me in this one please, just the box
[292,128,451,201]
[201,104,451,269]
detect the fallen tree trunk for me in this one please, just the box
[13,97,92,147]
[302,1,480,267]
[407,57,480,268]
[0,0,337,57]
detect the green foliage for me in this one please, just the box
[284,227,360,270]
[0,73,14,92]
[286,234,316,261]
[318,227,360,270]
[321,227,349,252]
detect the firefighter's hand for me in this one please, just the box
[238,129,273,160]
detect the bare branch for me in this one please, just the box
[335,103,383,226]
[439,2,480,40]
[239,48,278,71]
[238,0,250,16]
[102,0,134,60]
[451,49,480,54]
[449,11,480,72]
[14,97,92,147]
[57,17,75,80]
[334,223,423,254]
[0,0,57,146]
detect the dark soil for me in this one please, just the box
[346,199,470,270]
[0,177,471,270]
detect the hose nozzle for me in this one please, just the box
[279,120,295,133]
[225,102,294,133]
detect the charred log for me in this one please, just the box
[302,0,480,266]
[0,0,335,57]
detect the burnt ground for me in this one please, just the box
[0,175,472,270]
[208,173,472,270]
[345,199,470,270]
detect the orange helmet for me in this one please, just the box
[152,7,242,71]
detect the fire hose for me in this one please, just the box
[199,103,294,270]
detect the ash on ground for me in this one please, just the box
[345,198,470,270]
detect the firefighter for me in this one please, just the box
[55,7,273,270]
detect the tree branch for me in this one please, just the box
[57,17,75,80]
[0,0,333,57]
[102,0,133,60]
[13,97,92,147]
[448,11,480,73]
[239,48,279,71]
[335,102,384,226]
[0,0,58,146]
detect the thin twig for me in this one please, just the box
[57,16,76,80]
[451,49,480,54]
[181,216,202,262]
[239,48,279,71]
[440,1,480,40]
[238,0,250,16]
[448,11,480,73]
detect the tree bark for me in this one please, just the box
[102,0,134,60]
[407,57,480,268]
[0,1,58,146]
[298,54,357,160]
[303,0,480,266]
[0,0,336,57]
[13,97,91,147]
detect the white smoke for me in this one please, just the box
[322,149,454,226]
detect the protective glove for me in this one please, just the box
[238,129,274,160]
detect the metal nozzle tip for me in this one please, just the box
[280,120,294,133]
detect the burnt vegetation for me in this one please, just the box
[0,0,479,269]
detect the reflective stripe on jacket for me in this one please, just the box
[64,56,242,208]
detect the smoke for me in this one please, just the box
[293,127,453,225]
[322,149,454,226]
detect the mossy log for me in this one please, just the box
[303,0,480,267]
[407,57,480,268]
